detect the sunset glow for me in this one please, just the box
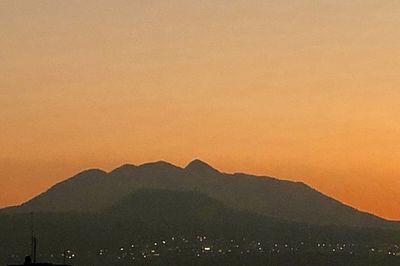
[1,0,400,220]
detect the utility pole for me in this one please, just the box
[30,212,37,263]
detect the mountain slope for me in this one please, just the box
[2,160,398,228]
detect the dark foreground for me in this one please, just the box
[2,190,400,265]
[3,235,400,266]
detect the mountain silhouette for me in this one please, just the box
[2,160,398,228]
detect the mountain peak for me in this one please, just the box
[185,159,219,174]
[110,164,137,175]
[140,160,181,169]
[71,168,107,181]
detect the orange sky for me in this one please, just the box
[1,0,400,220]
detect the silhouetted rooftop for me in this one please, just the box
[7,262,70,266]
[7,256,70,266]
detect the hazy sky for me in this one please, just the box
[1,0,400,220]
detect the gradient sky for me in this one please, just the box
[1,0,400,220]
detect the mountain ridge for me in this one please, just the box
[2,159,399,229]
